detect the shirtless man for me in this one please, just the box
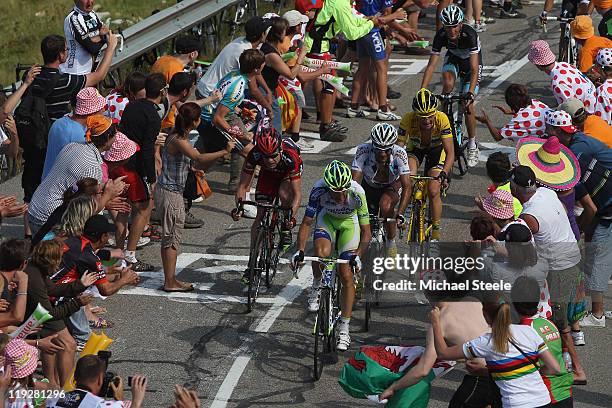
[380,298,499,407]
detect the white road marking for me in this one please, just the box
[345,146,358,155]
[387,58,429,85]
[296,131,331,153]
[478,55,530,99]
[209,265,313,407]
[479,142,517,163]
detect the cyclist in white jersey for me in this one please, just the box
[351,123,411,259]
[292,160,371,351]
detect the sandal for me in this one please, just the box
[130,260,155,272]
[89,317,114,329]
[142,225,162,241]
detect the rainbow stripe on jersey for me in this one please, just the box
[483,343,546,381]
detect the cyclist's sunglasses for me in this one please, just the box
[373,146,392,153]
[329,186,348,193]
[263,151,280,159]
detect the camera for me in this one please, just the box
[98,351,118,399]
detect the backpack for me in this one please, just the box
[14,73,61,151]
[306,7,335,55]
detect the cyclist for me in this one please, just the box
[291,160,372,351]
[232,127,303,285]
[351,123,411,259]
[421,4,482,168]
[398,88,454,242]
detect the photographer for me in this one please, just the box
[51,355,147,408]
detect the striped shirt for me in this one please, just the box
[463,324,550,408]
[31,67,86,122]
[28,143,103,224]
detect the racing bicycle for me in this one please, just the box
[436,93,470,176]
[542,16,577,66]
[236,199,291,313]
[294,256,353,381]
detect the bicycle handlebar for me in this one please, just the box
[435,93,471,101]
[303,256,350,264]
[544,16,574,23]
[237,200,286,211]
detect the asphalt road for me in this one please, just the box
[0,3,610,408]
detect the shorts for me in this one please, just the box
[547,264,580,330]
[551,397,574,408]
[362,180,400,215]
[584,218,612,292]
[22,147,46,202]
[197,120,230,153]
[449,374,502,408]
[255,169,289,203]
[356,29,387,61]
[307,52,336,94]
[407,145,446,174]
[109,165,149,203]
[314,211,360,259]
[442,54,482,95]
[154,184,185,249]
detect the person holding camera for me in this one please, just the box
[49,354,147,408]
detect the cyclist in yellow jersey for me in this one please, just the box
[398,88,454,241]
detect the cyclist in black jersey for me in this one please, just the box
[541,0,591,54]
[421,5,482,168]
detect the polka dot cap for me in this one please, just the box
[596,48,612,67]
[545,109,573,127]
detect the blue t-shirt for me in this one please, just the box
[200,71,248,124]
[42,116,87,179]
[570,132,612,170]
[356,0,393,17]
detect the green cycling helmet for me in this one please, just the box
[323,160,352,191]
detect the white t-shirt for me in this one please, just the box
[46,389,131,407]
[463,325,551,408]
[520,188,581,270]
[196,37,253,97]
[60,6,105,74]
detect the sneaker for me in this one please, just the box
[580,312,606,328]
[571,331,586,346]
[330,120,348,133]
[296,138,315,151]
[243,204,257,219]
[377,109,401,121]
[347,107,370,118]
[192,196,204,203]
[240,269,250,285]
[336,331,351,351]
[387,88,402,100]
[280,228,292,247]
[475,22,487,32]
[605,311,612,319]
[481,14,496,24]
[307,287,321,312]
[320,124,348,142]
[467,145,480,167]
[76,340,86,353]
[135,236,151,248]
[184,211,204,229]
[500,7,518,18]
[463,18,475,27]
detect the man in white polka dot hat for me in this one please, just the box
[528,40,598,112]
[593,48,612,124]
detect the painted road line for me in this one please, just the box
[478,55,530,100]
[479,142,516,163]
[387,58,428,85]
[208,265,313,407]
[294,131,331,153]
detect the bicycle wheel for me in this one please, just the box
[559,34,570,64]
[247,228,266,313]
[451,110,469,176]
[313,288,329,380]
[266,216,282,288]
[328,272,342,352]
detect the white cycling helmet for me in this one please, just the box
[370,123,398,149]
[439,4,464,26]
[596,48,612,67]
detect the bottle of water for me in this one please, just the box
[562,348,573,372]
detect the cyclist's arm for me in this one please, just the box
[289,178,302,220]
[578,0,590,15]
[441,136,454,176]
[398,173,412,216]
[351,169,364,184]
[543,0,554,13]
[355,190,372,258]
[296,215,314,252]
[421,54,440,89]
[468,53,479,95]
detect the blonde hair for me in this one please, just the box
[483,293,514,354]
[30,241,63,275]
[58,196,97,237]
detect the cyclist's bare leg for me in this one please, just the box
[428,167,443,240]
[464,99,477,141]
[250,206,266,245]
[379,190,400,240]
[313,237,332,281]
[442,71,456,94]
[338,262,356,319]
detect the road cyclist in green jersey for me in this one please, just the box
[291,160,372,351]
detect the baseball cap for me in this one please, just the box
[245,16,272,40]
[175,35,201,54]
[557,98,586,120]
[499,223,533,243]
[283,10,309,27]
[510,165,537,189]
[83,215,116,240]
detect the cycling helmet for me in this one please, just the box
[596,48,612,68]
[323,160,352,191]
[254,127,282,156]
[439,5,464,26]
[370,123,398,149]
[412,88,439,116]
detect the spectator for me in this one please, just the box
[558,97,612,147]
[476,84,550,141]
[592,47,612,124]
[3,338,46,407]
[528,40,597,112]
[21,33,117,237]
[0,196,28,238]
[51,354,147,408]
[61,0,109,75]
[119,73,166,271]
[152,35,201,84]
[25,240,93,387]
[0,65,41,124]
[171,385,201,408]
[0,239,29,328]
[470,212,499,241]
[570,15,612,73]
[480,189,518,232]
[509,165,587,383]
[480,152,522,218]
[50,215,140,350]
[55,195,99,242]
[27,115,124,236]
[104,71,147,123]
[42,87,107,179]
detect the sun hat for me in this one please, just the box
[482,189,515,220]
[75,87,106,116]
[85,114,114,142]
[528,40,556,66]
[545,109,579,133]
[596,48,612,67]
[283,10,309,27]
[295,0,324,14]
[570,16,595,40]
[557,98,586,120]
[103,132,139,162]
[516,136,581,191]
[4,339,39,379]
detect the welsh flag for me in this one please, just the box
[339,345,455,407]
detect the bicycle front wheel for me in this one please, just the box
[247,228,266,313]
[266,220,282,288]
[313,288,329,380]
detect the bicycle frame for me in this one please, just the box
[436,93,469,176]
[543,16,577,65]
[407,176,434,245]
